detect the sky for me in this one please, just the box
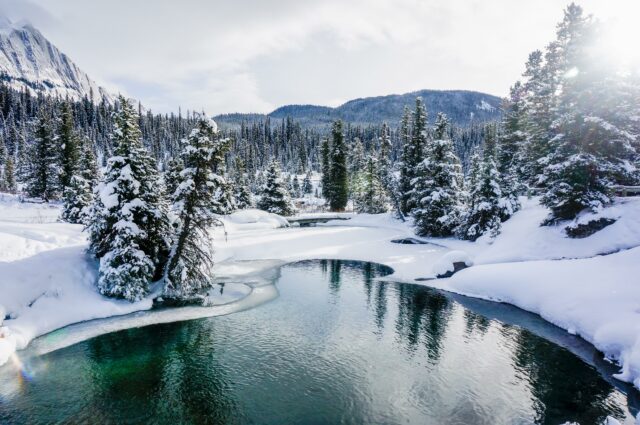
[0,0,638,115]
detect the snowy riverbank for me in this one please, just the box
[1,194,640,394]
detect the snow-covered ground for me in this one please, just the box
[1,193,640,399]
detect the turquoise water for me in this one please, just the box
[0,260,637,424]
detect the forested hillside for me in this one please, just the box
[216,89,501,128]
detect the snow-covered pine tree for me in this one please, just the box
[496,83,525,220]
[3,157,16,193]
[0,136,6,170]
[378,122,402,218]
[302,171,313,195]
[164,157,184,198]
[541,4,638,222]
[61,174,93,224]
[520,48,559,186]
[354,155,388,214]
[87,96,171,301]
[61,133,97,224]
[257,160,296,216]
[164,117,229,300]
[459,125,504,241]
[26,111,59,201]
[213,179,237,215]
[234,182,254,209]
[80,137,99,187]
[320,138,332,200]
[232,157,254,209]
[399,98,427,215]
[292,175,301,198]
[348,137,366,196]
[329,120,348,211]
[58,102,81,189]
[412,113,464,237]
[398,106,413,214]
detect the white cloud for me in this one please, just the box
[3,0,639,114]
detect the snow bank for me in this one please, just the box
[436,247,640,390]
[0,246,153,366]
[468,197,640,265]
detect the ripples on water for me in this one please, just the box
[0,259,638,424]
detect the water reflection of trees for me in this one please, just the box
[391,284,452,362]
[87,321,240,423]
[510,326,625,425]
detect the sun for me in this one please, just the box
[595,8,640,74]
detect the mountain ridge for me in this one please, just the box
[0,17,112,103]
[215,89,502,128]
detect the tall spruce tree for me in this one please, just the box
[320,138,332,201]
[459,125,504,241]
[233,158,254,209]
[59,102,81,189]
[87,96,171,301]
[541,4,638,222]
[164,157,184,198]
[398,106,413,214]
[302,171,313,195]
[412,113,464,237]
[353,155,388,214]
[164,117,228,300]
[329,120,348,211]
[257,160,296,216]
[497,83,526,219]
[3,157,16,193]
[399,98,427,214]
[26,111,59,201]
[61,136,97,224]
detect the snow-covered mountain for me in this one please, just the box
[0,17,112,102]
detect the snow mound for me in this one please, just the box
[224,209,289,230]
[431,250,473,276]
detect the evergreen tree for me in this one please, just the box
[214,180,237,215]
[164,157,184,198]
[59,102,81,189]
[80,137,99,188]
[459,125,504,241]
[520,47,560,186]
[348,137,366,195]
[329,120,348,211]
[320,138,332,200]
[2,157,16,193]
[26,111,59,201]
[257,160,296,216]
[87,96,171,301]
[233,158,254,209]
[302,171,313,195]
[292,174,301,198]
[398,106,413,214]
[412,113,464,237]
[164,117,228,300]
[497,83,526,219]
[0,136,6,170]
[399,99,427,214]
[61,174,93,224]
[353,155,388,214]
[540,4,637,222]
[378,122,402,219]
